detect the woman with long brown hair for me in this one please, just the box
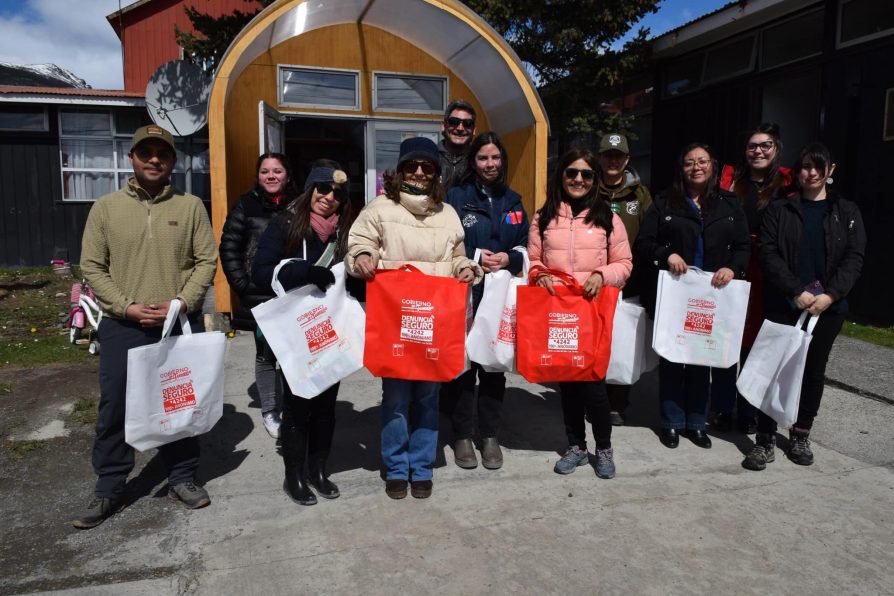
[253,160,357,506]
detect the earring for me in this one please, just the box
[826,177,834,185]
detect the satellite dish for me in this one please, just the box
[145,59,211,137]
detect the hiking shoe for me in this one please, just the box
[262,411,281,439]
[594,447,616,479]
[742,433,776,471]
[788,428,814,466]
[169,481,211,509]
[71,496,122,529]
[385,479,408,500]
[554,446,588,474]
[410,480,433,499]
[453,438,478,469]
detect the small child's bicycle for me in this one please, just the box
[66,280,102,354]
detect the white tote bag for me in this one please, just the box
[652,268,750,368]
[606,294,658,385]
[125,301,226,452]
[466,248,529,373]
[252,260,365,398]
[737,312,819,428]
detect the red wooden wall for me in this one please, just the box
[108,0,264,92]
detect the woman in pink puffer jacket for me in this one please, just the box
[528,147,632,480]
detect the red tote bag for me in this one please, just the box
[364,265,469,382]
[516,268,620,383]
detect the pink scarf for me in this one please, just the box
[310,212,339,242]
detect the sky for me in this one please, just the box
[0,0,730,90]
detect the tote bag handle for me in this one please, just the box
[160,299,191,339]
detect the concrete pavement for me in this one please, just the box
[17,333,894,596]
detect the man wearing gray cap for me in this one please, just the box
[72,125,217,529]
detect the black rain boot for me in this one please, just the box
[308,457,339,499]
[280,417,316,506]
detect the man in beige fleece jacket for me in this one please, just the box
[72,125,217,529]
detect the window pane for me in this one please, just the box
[0,106,46,131]
[762,10,823,69]
[282,69,357,107]
[841,0,894,43]
[61,139,114,169]
[115,140,133,170]
[63,172,114,200]
[703,36,755,82]
[191,173,211,201]
[376,75,445,111]
[118,173,130,190]
[60,110,111,136]
[665,54,702,96]
[114,110,148,135]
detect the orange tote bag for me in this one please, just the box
[364,265,469,382]
[516,268,619,383]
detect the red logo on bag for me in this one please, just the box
[547,312,579,352]
[162,380,196,413]
[497,306,517,344]
[304,317,338,354]
[392,343,404,356]
[684,310,715,335]
[573,355,584,367]
[540,354,552,366]
[400,298,435,344]
[426,348,440,360]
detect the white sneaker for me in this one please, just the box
[262,412,281,439]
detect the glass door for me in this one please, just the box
[258,100,285,154]
[366,121,440,202]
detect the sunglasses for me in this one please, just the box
[746,141,775,153]
[564,167,595,181]
[445,116,475,129]
[314,182,346,201]
[133,146,174,161]
[400,161,437,176]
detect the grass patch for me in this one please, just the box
[0,267,96,368]
[5,439,47,459]
[840,320,894,349]
[71,397,98,425]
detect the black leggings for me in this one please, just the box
[559,380,612,450]
[756,311,844,433]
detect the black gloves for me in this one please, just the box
[307,266,336,292]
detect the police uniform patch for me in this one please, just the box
[462,214,478,228]
[626,200,639,215]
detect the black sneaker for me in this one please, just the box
[169,481,211,509]
[742,433,776,471]
[788,428,814,466]
[71,496,123,529]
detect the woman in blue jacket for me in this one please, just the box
[252,161,356,506]
[444,131,530,470]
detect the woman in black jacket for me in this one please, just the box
[742,143,865,471]
[220,152,294,439]
[443,131,529,471]
[636,142,750,449]
[252,161,356,505]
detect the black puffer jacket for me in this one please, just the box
[219,188,288,329]
[758,192,865,314]
[635,190,751,316]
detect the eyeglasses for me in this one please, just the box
[746,141,775,153]
[445,116,475,129]
[133,146,174,161]
[400,161,437,176]
[314,182,346,201]
[564,167,595,181]
[683,159,711,170]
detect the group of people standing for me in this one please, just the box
[72,100,864,527]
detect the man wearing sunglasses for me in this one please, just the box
[73,124,217,529]
[439,99,477,190]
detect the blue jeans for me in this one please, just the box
[659,358,710,431]
[380,378,440,481]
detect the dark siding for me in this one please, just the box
[0,107,92,267]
